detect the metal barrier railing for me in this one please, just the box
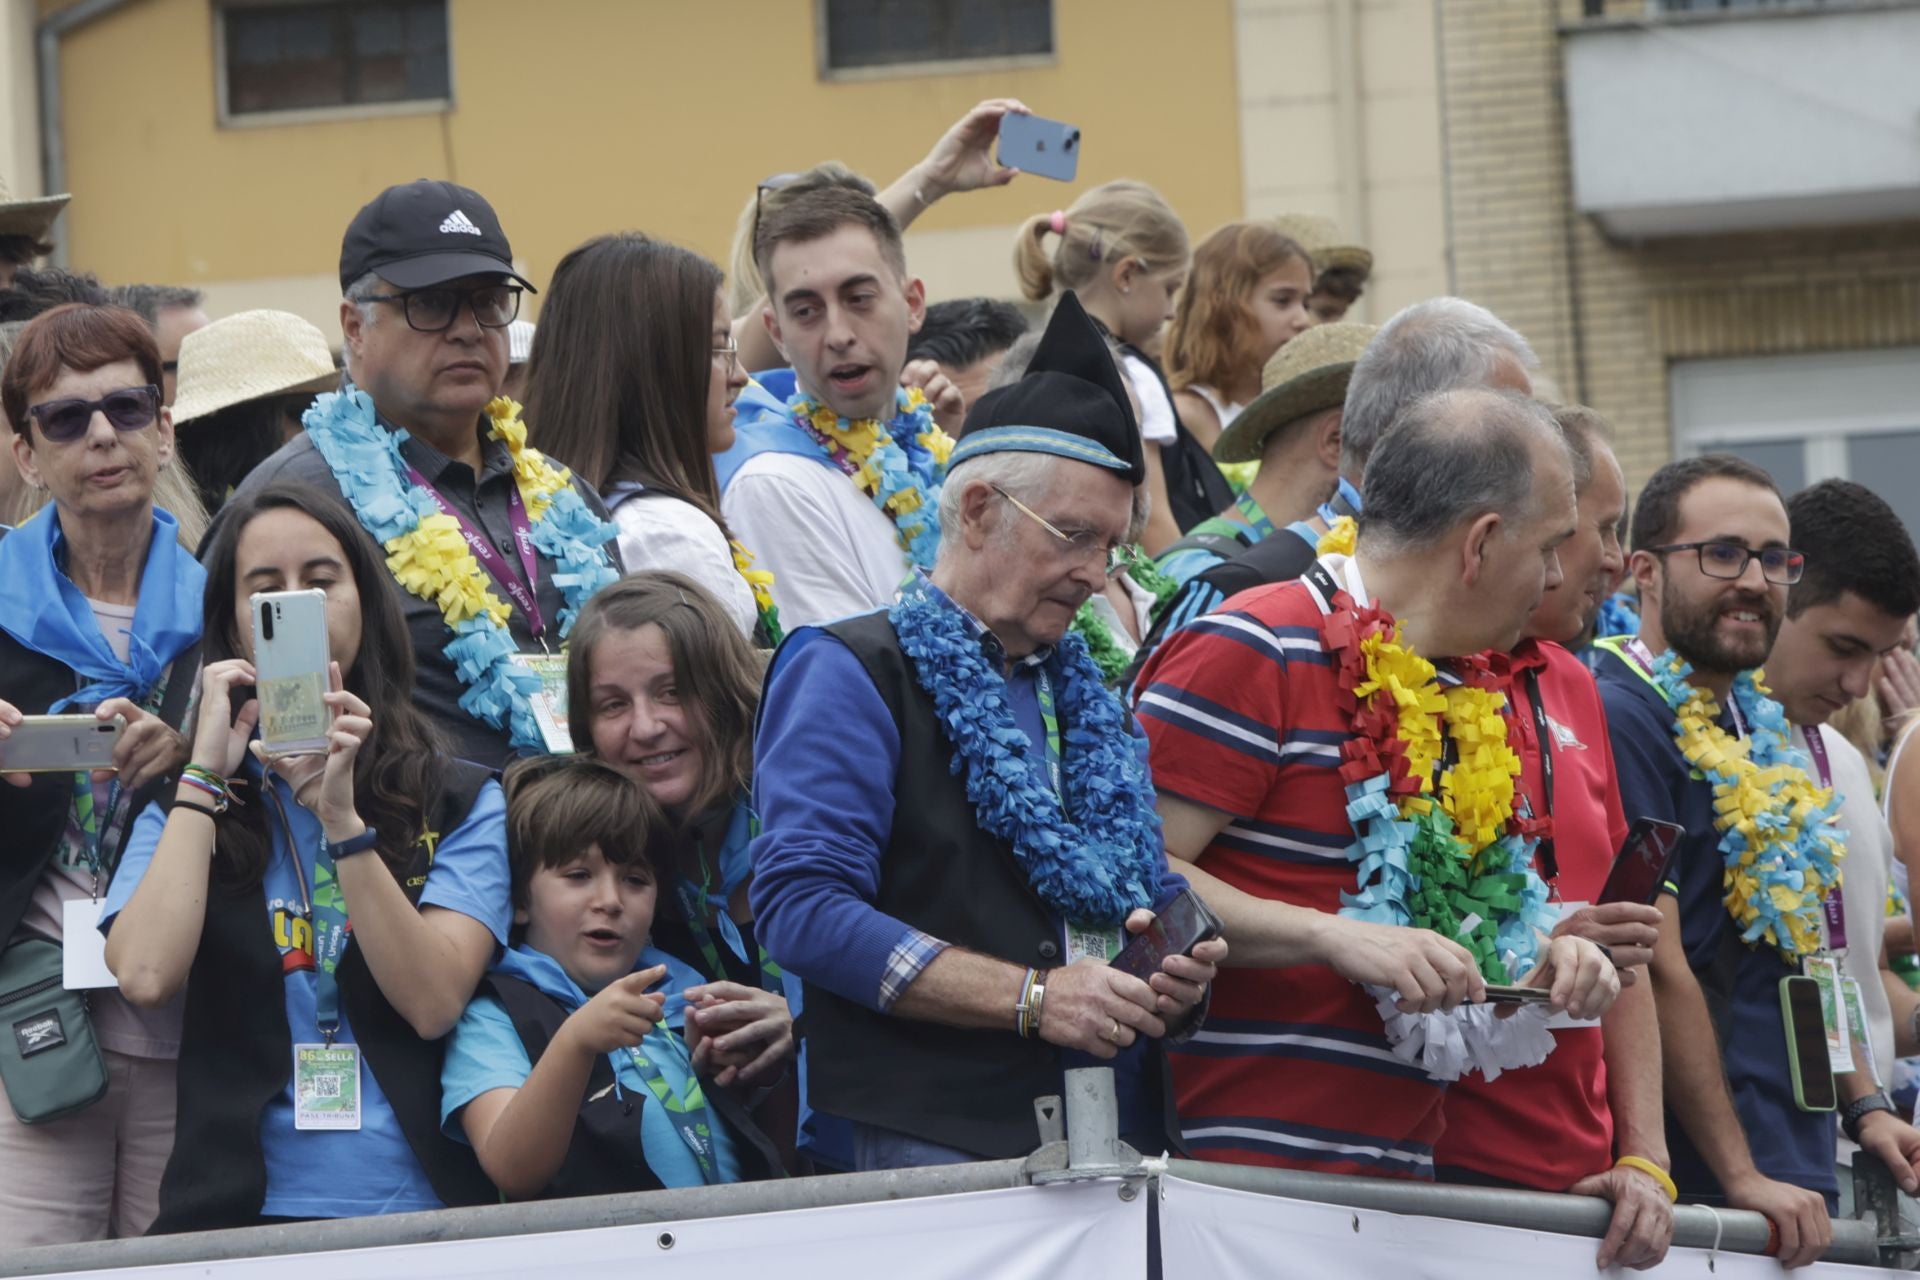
[1,1068,1903,1274]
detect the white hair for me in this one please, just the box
[934,451,1068,567]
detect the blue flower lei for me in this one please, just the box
[1643,648,1845,958]
[789,387,947,570]
[303,388,620,752]
[1593,592,1640,641]
[890,588,1160,923]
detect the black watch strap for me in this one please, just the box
[1842,1090,1896,1142]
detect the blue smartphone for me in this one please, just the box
[998,112,1081,183]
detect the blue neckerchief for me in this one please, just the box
[1317,475,1364,525]
[493,940,700,1029]
[0,505,205,710]
[676,797,784,994]
[713,370,822,492]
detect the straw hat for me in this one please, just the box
[0,173,70,240]
[172,310,339,426]
[1268,212,1372,282]
[1213,321,1378,464]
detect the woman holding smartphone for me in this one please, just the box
[101,484,511,1230]
[0,303,202,1245]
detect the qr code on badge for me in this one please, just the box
[310,1074,342,1099]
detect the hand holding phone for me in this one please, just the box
[997,112,1081,183]
[0,713,125,773]
[251,589,333,758]
[1598,818,1686,906]
[1110,889,1224,983]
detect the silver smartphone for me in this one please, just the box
[0,714,124,772]
[251,588,332,758]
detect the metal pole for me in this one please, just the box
[1063,1065,1122,1170]
[1164,1158,1884,1267]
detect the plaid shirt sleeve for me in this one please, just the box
[877,930,952,1012]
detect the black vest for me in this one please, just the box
[150,760,496,1233]
[804,613,1072,1158]
[478,973,783,1198]
[1119,342,1234,532]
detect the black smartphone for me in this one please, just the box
[1598,817,1686,906]
[1110,888,1223,982]
[1483,984,1555,1005]
[1779,975,1838,1112]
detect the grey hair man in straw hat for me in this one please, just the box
[0,175,70,292]
[1269,212,1373,325]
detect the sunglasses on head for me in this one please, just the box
[25,384,162,443]
[751,172,804,258]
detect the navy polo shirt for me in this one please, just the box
[1595,647,1838,1208]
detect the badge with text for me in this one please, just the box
[1842,975,1880,1089]
[293,1042,362,1131]
[510,653,574,754]
[61,898,118,990]
[1066,924,1123,965]
[1803,954,1854,1075]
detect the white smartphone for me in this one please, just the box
[0,714,124,772]
[251,588,332,758]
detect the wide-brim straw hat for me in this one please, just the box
[1213,321,1378,464]
[0,173,70,240]
[172,309,339,426]
[1269,212,1373,282]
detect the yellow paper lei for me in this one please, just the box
[1317,514,1358,557]
[803,388,953,510]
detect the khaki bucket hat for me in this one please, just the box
[1213,321,1377,464]
[0,173,70,240]
[172,309,338,425]
[1269,212,1372,282]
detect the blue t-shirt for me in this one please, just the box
[440,944,741,1189]
[1595,648,1838,1207]
[102,772,512,1219]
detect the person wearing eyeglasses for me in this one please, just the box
[218,180,621,768]
[0,303,203,1244]
[748,296,1223,1171]
[1594,455,1837,1268]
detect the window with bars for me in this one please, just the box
[220,0,450,120]
[820,0,1053,74]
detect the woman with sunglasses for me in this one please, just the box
[0,303,204,1244]
[524,234,778,645]
[101,484,509,1229]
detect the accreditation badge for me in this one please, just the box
[1066,924,1123,965]
[509,652,575,754]
[293,1042,362,1131]
[1802,954,1854,1075]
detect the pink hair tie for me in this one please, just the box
[1048,209,1067,235]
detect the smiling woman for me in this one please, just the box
[0,303,204,1245]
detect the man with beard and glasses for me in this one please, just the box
[1596,455,1834,1268]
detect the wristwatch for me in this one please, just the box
[1841,1090,1897,1142]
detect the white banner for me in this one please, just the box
[36,1181,1143,1280]
[1158,1175,1885,1279]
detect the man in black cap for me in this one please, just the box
[226,179,621,766]
[749,294,1224,1171]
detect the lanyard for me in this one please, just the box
[1035,666,1064,799]
[268,781,352,1043]
[620,1031,719,1183]
[1801,727,1849,953]
[1521,669,1559,883]
[672,811,785,997]
[1621,636,1747,735]
[71,772,124,896]
[404,464,545,638]
[1232,492,1276,542]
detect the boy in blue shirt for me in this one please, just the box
[441,757,778,1198]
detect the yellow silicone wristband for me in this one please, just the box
[1614,1155,1677,1203]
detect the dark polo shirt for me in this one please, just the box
[220,420,621,768]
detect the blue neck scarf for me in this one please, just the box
[0,505,205,711]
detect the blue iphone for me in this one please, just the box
[998,112,1081,183]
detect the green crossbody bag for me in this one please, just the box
[0,937,108,1123]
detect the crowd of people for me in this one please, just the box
[4,99,1920,1271]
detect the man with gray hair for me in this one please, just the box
[1137,385,1618,1180]
[219,179,620,766]
[750,295,1223,1171]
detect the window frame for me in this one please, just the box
[213,0,457,130]
[812,0,1057,82]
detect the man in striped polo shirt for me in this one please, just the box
[1137,386,1619,1178]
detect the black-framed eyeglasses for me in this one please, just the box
[1649,540,1805,586]
[25,384,161,444]
[991,484,1128,578]
[362,284,522,333]
[751,172,803,258]
[713,337,740,378]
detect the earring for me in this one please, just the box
[1121,286,1132,295]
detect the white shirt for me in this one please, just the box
[1806,723,1896,1077]
[721,451,910,628]
[1121,354,1177,446]
[610,492,758,639]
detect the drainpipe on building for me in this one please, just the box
[37,0,137,268]
[1329,0,1371,316]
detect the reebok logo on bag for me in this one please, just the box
[13,1010,64,1057]
[439,210,483,236]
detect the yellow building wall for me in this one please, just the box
[47,0,1243,326]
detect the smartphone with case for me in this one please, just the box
[1110,888,1224,982]
[1780,975,1838,1112]
[997,112,1081,183]
[1598,817,1686,906]
[251,589,332,758]
[0,714,124,772]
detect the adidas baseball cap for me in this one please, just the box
[339,178,536,293]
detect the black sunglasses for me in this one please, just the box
[750,172,803,258]
[362,284,522,333]
[25,384,161,443]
